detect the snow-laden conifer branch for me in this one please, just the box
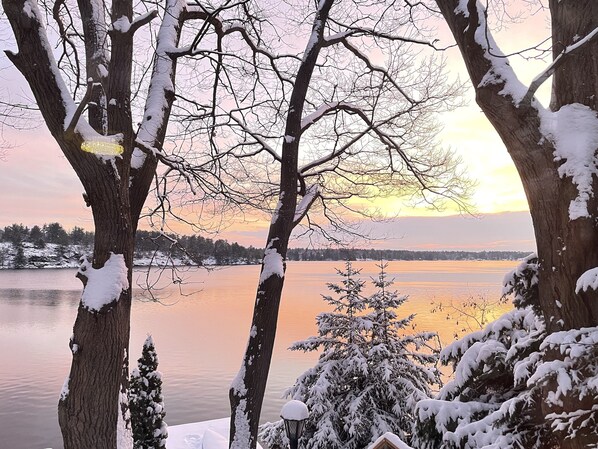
[576,267,598,294]
[521,26,598,106]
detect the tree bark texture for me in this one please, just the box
[435,1,598,448]
[435,0,598,333]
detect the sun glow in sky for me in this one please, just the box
[0,4,552,251]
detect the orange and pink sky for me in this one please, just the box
[0,5,553,252]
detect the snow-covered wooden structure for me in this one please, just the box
[367,432,414,449]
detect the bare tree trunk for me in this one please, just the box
[228,2,334,447]
[58,186,136,448]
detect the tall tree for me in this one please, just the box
[2,223,29,245]
[178,1,468,446]
[434,1,598,447]
[1,0,213,446]
[43,222,69,245]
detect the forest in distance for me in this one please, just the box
[0,222,530,269]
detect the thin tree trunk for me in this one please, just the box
[228,2,335,447]
[228,238,290,449]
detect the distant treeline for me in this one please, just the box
[0,223,263,266]
[1,223,530,265]
[134,230,263,265]
[287,248,530,261]
[1,223,94,247]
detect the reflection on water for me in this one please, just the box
[0,260,517,449]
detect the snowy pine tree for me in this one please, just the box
[13,243,26,269]
[364,262,441,442]
[129,336,167,449]
[412,257,598,449]
[260,262,440,449]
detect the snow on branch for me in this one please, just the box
[522,26,598,106]
[64,80,95,135]
[111,11,158,35]
[458,1,528,105]
[293,184,320,227]
[133,0,186,170]
[302,0,329,62]
[341,39,415,104]
[134,140,198,194]
[229,114,282,162]
[323,27,442,51]
[300,101,344,130]
[6,0,77,125]
[5,0,127,160]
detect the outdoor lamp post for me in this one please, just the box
[281,400,309,449]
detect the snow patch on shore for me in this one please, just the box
[167,418,263,449]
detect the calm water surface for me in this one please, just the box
[0,260,517,449]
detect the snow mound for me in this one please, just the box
[281,400,309,420]
[80,253,129,312]
[167,418,263,449]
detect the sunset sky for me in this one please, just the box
[0,5,551,252]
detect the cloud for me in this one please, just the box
[362,212,535,251]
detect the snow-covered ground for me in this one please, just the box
[167,418,263,449]
[167,417,407,449]
[0,241,85,268]
[0,241,210,269]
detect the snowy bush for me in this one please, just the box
[129,336,168,449]
[413,256,598,449]
[260,262,441,449]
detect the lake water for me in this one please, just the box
[0,260,517,449]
